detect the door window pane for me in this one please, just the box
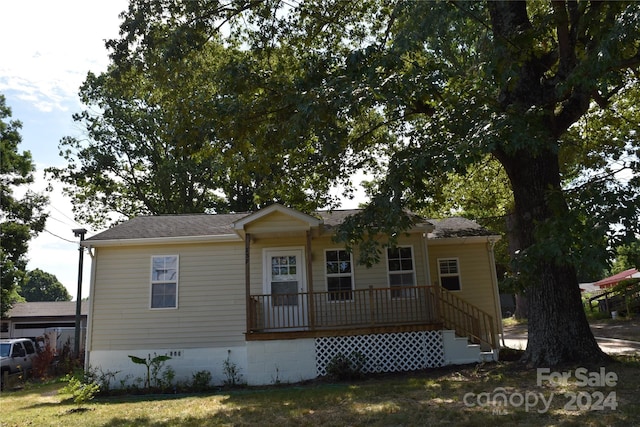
[272,281,298,306]
[272,256,298,278]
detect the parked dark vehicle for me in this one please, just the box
[1,338,37,387]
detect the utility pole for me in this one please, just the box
[72,228,87,359]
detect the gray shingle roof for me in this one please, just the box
[86,213,250,241]
[4,301,88,319]
[85,210,496,242]
[426,217,497,239]
[316,209,361,229]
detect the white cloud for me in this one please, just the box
[0,0,128,113]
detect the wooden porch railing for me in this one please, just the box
[431,286,497,349]
[249,285,440,331]
[248,285,497,349]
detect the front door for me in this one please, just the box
[264,249,307,329]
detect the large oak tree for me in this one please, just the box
[57,1,639,366]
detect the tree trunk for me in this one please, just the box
[514,293,528,320]
[496,146,609,366]
[505,213,528,319]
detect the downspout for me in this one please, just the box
[245,233,251,335]
[487,237,505,347]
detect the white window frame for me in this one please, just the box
[324,249,354,302]
[150,255,179,309]
[386,245,416,298]
[438,257,461,291]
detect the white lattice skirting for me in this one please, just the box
[315,331,444,376]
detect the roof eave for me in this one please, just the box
[83,234,242,248]
[427,234,502,245]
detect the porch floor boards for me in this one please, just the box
[245,322,444,341]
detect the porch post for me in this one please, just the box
[245,233,251,333]
[306,230,316,329]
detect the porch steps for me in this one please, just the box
[480,350,499,363]
[442,330,498,365]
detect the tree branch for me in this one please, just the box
[552,0,575,77]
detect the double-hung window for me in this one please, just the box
[151,255,178,309]
[325,249,353,301]
[438,258,461,291]
[387,246,415,298]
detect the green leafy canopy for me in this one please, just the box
[51,1,639,366]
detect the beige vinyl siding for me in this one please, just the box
[251,234,427,293]
[249,233,432,327]
[428,241,499,321]
[342,233,428,290]
[246,233,427,294]
[90,242,246,351]
[244,211,313,235]
[90,217,499,352]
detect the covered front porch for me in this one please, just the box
[246,285,498,351]
[232,204,501,383]
[243,284,499,384]
[233,205,498,351]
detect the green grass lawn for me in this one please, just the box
[2,357,639,427]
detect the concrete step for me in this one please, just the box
[442,330,482,365]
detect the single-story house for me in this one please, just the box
[1,301,88,353]
[82,204,502,386]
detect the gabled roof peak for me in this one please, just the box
[233,203,322,231]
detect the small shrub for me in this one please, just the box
[84,366,120,393]
[191,370,213,391]
[56,338,83,375]
[272,366,281,385]
[60,375,100,408]
[133,376,144,389]
[223,350,242,386]
[118,374,133,390]
[32,344,56,379]
[326,352,366,381]
[159,365,175,392]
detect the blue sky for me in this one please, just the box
[1,0,129,299]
